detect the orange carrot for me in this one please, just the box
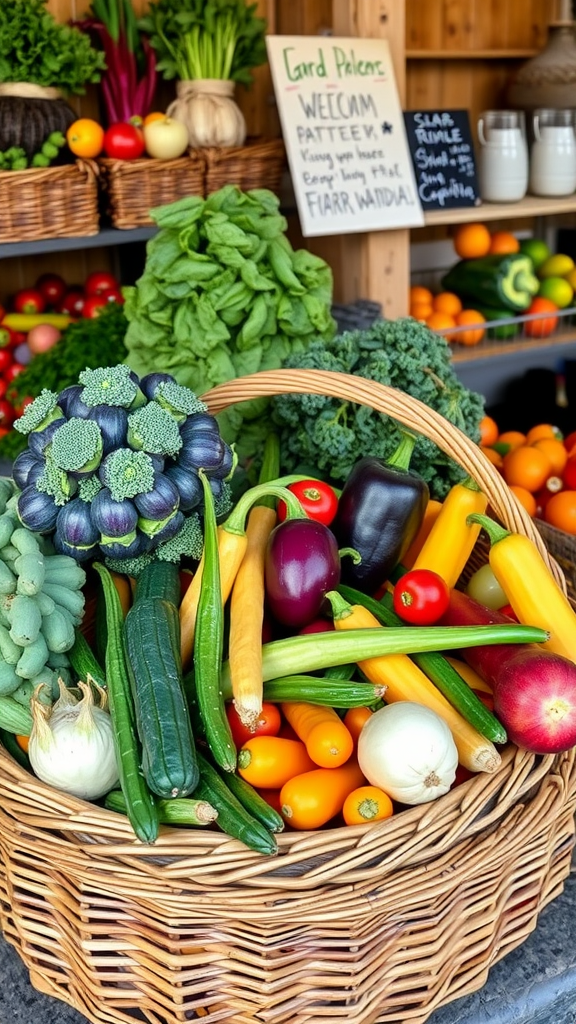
[237,736,316,789]
[342,785,394,826]
[281,702,354,767]
[280,760,366,830]
[343,706,374,745]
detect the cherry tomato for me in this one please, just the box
[0,379,8,400]
[4,363,25,384]
[392,568,451,625]
[82,295,108,319]
[100,286,124,305]
[0,349,13,373]
[13,288,45,315]
[56,288,85,317]
[84,271,120,297]
[563,430,576,456]
[277,479,339,526]
[225,701,282,747]
[0,400,15,428]
[563,455,576,491]
[35,273,67,307]
[103,122,145,160]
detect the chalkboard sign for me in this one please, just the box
[266,35,425,237]
[403,109,480,210]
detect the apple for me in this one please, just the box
[143,117,189,160]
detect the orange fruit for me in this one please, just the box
[524,296,559,338]
[531,437,568,476]
[66,117,104,158]
[409,285,433,307]
[525,423,563,444]
[453,223,492,260]
[453,308,486,346]
[433,292,463,317]
[509,484,538,517]
[480,445,503,469]
[425,311,457,339]
[479,415,499,447]
[502,444,553,492]
[497,430,527,452]
[143,111,166,125]
[488,231,520,255]
[544,490,576,534]
[410,302,434,321]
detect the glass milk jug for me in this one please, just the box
[477,110,529,202]
[529,108,576,196]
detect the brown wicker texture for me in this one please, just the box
[0,160,99,243]
[99,153,205,229]
[203,137,287,196]
[535,518,576,607]
[0,369,575,1024]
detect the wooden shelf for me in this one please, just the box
[422,194,576,227]
[406,49,537,60]
[450,327,576,364]
[0,227,157,261]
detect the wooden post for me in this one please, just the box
[304,0,411,317]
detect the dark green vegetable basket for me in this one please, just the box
[0,368,575,1024]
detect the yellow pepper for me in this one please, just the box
[469,513,576,664]
[412,477,488,589]
[2,312,72,331]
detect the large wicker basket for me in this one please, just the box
[0,159,99,243]
[0,368,575,1024]
[98,153,205,229]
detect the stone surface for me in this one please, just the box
[0,857,574,1024]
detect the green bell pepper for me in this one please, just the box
[441,253,539,312]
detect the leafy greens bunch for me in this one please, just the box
[271,318,486,500]
[139,0,267,85]
[0,0,105,94]
[123,186,337,458]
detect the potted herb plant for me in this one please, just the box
[140,0,268,148]
[0,0,105,160]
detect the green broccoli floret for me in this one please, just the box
[79,365,145,410]
[36,450,77,507]
[77,475,103,503]
[127,402,183,458]
[155,512,204,562]
[271,317,485,500]
[104,551,155,577]
[154,381,208,421]
[50,418,103,474]
[13,390,62,435]
[100,448,156,502]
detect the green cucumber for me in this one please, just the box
[124,596,199,799]
[68,627,107,688]
[213,766,285,833]
[105,788,218,827]
[195,752,277,855]
[263,675,384,707]
[134,561,181,605]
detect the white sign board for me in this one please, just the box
[266,35,425,237]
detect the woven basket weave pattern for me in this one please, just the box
[0,369,574,1024]
[0,160,99,243]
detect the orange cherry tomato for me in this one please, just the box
[225,701,281,747]
[544,490,576,534]
[342,785,394,825]
[237,736,315,789]
[66,118,104,158]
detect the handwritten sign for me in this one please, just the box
[403,110,480,210]
[266,35,424,237]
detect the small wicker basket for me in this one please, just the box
[0,369,575,1024]
[203,136,286,196]
[98,152,205,229]
[0,159,99,243]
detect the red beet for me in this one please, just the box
[441,589,576,754]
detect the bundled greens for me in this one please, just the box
[271,319,486,500]
[140,0,267,85]
[123,187,336,458]
[0,0,105,94]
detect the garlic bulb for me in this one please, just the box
[167,79,247,149]
[28,678,119,801]
[357,701,458,805]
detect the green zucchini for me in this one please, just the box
[339,584,507,744]
[68,626,107,688]
[263,675,384,707]
[93,562,159,845]
[196,752,277,855]
[134,561,181,605]
[105,788,218,827]
[124,596,199,799]
[213,766,285,833]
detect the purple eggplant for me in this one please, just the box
[265,519,341,629]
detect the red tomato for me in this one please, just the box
[0,327,15,350]
[225,701,282,747]
[0,349,13,373]
[103,122,145,160]
[35,273,67,307]
[0,379,8,400]
[563,430,576,456]
[100,286,124,304]
[277,479,339,525]
[82,295,108,319]
[13,395,34,416]
[56,288,85,317]
[392,568,451,625]
[0,399,15,428]
[84,271,120,297]
[13,288,45,315]
[297,617,334,635]
[563,456,576,491]
[499,604,519,622]
[4,363,25,384]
